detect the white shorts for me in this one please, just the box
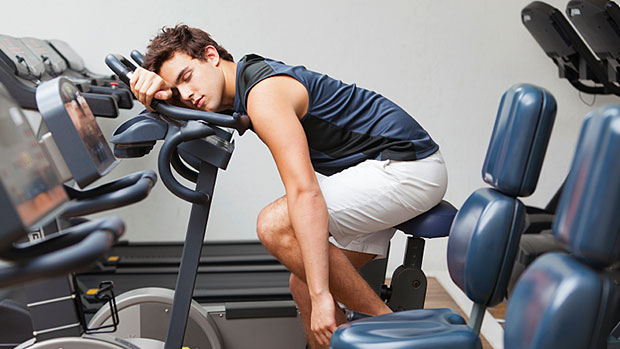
[319,150,448,258]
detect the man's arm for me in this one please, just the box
[129,67,174,111]
[247,75,337,346]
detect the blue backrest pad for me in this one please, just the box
[482,84,557,197]
[504,253,601,349]
[447,188,526,306]
[553,105,620,267]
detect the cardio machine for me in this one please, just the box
[94,51,312,283]
[6,76,198,349]
[124,49,458,312]
[46,38,130,90]
[0,81,154,349]
[33,68,306,348]
[18,37,133,110]
[0,34,131,118]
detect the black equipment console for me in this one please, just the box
[36,78,118,188]
[522,1,620,95]
[567,0,620,84]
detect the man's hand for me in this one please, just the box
[311,292,338,346]
[129,67,173,112]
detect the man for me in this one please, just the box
[130,24,447,348]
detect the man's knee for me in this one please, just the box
[256,197,293,250]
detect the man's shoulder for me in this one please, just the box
[238,54,275,92]
[239,53,266,66]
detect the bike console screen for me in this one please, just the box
[0,89,67,227]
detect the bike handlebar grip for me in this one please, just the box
[65,170,157,199]
[0,229,119,288]
[61,171,157,217]
[130,50,145,67]
[105,54,136,86]
[1,217,125,262]
[158,121,214,204]
[155,103,251,135]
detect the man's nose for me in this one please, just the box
[179,86,193,101]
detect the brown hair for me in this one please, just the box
[143,24,234,73]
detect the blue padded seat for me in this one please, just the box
[387,200,458,311]
[330,309,481,349]
[396,200,457,238]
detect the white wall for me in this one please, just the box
[1,0,617,276]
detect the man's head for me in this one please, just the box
[143,24,233,74]
[143,25,237,112]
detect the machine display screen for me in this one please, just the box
[0,94,67,227]
[59,82,115,172]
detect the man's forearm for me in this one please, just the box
[287,189,330,297]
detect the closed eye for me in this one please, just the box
[184,72,192,82]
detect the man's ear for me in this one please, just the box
[204,45,220,66]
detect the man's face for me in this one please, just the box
[158,49,225,112]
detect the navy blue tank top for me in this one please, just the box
[233,54,439,176]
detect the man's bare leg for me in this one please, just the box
[290,250,377,349]
[256,196,392,346]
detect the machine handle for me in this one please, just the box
[81,92,119,118]
[89,85,134,109]
[130,50,144,67]
[158,121,214,204]
[105,54,251,135]
[0,225,121,288]
[104,54,136,86]
[1,217,124,262]
[171,149,199,183]
[0,216,124,288]
[61,170,158,217]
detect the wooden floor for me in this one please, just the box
[424,277,507,349]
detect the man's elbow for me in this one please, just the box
[288,186,323,203]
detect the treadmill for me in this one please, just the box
[0,34,129,118]
[47,38,130,89]
[19,36,133,110]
